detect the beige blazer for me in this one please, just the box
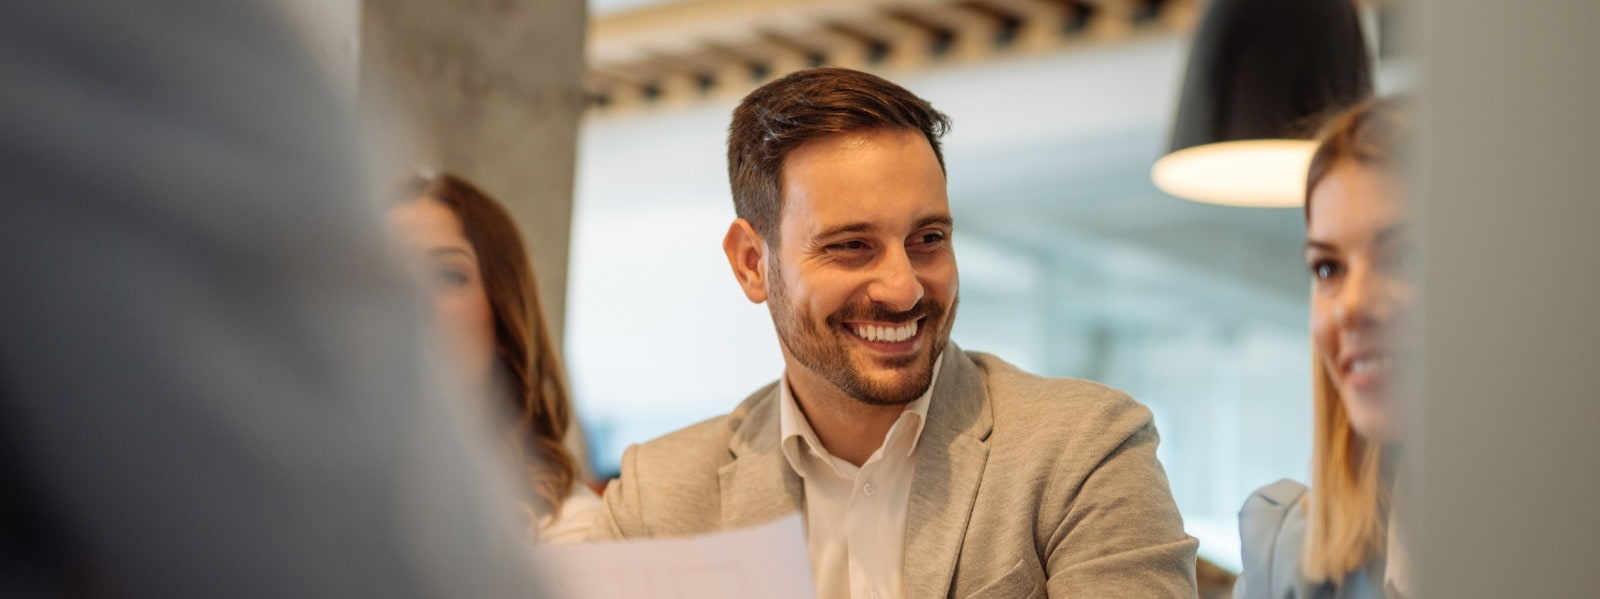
[593,347,1198,598]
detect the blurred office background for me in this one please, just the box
[563,0,1409,569]
[328,0,1597,594]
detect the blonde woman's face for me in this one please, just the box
[1306,160,1414,444]
[389,197,497,387]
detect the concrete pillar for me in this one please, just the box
[359,0,587,345]
[359,0,590,475]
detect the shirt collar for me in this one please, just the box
[778,353,944,476]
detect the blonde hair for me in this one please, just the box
[1302,354,1387,581]
[1300,97,1408,581]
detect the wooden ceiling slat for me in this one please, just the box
[586,0,1197,114]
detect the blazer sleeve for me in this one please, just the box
[590,444,644,540]
[1234,479,1310,599]
[1043,411,1200,598]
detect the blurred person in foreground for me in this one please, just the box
[592,67,1197,598]
[0,1,544,596]
[1235,98,1413,599]
[391,173,601,543]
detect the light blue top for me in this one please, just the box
[1234,479,1389,599]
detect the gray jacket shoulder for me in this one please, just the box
[597,382,779,537]
[969,352,1155,445]
[1235,479,1310,599]
[624,380,780,470]
[963,352,1196,597]
[967,351,1169,518]
[627,413,734,470]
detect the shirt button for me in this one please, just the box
[868,591,880,599]
[862,482,876,496]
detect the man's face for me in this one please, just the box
[766,127,958,405]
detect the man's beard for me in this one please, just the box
[767,262,957,406]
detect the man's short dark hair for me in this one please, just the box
[726,67,952,243]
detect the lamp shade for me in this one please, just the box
[1154,0,1372,207]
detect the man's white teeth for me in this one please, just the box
[853,321,918,343]
[1350,356,1393,374]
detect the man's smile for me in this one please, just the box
[841,317,926,356]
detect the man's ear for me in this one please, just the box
[723,218,769,304]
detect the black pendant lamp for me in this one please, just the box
[1153,0,1373,207]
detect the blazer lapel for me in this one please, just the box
[903,348,993,599]
[718,383,804,529]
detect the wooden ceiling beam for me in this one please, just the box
[585,0,1198,114]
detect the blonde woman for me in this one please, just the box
[390,172,600,543]
[1236,98,1412,599]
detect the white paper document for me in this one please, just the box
[531,515,816,599]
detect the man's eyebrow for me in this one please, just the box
[812,222,877,241]
[810,215,955,243]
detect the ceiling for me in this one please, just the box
[581,0,1198,112]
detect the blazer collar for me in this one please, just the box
[728,344,992,456]
[903,346,992,599]
[720,380,804,529]
[718,345,994,599]
[918,344,993,443]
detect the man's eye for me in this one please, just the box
[1310,260,1343,281]
[830,240,868,251]
[907,230,948,253]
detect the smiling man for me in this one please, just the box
[592,68,1197,598]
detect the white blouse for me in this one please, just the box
[531,482,603,544]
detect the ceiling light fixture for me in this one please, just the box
[1154,0,1372,208]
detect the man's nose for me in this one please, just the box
[866,246,924,313]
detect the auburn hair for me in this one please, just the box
[402,173,578,519]
[1301,97,1407,582]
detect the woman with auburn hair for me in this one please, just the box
[390,172,599,543]
[1235,97,1413,599]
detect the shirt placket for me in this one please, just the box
[846,457,881,599]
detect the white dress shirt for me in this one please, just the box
[778,355,943,599]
